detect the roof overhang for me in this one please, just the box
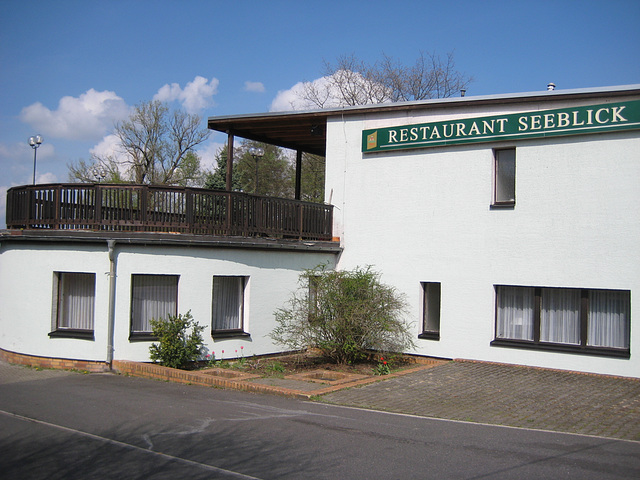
[207,110,331,156]
[207,84,640,157]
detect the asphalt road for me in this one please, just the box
[1,366,639,479]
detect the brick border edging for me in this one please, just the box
[112,360,316,399]
[111,358,451,399]
[0,347,110,373]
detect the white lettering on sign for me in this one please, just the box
[517,107,628,131]
[376,102,635,149]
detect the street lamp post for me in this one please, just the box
[249,147,264,194]
[92,166,107,183]
[28,135,43,185]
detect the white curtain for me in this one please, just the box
[588,290,629,348]
[496,286,534,340]
[58,273,95,330]
[212,277,243,330]
[541,288,580,344]
[131,275,178,332]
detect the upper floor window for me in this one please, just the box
[493,148,516,206]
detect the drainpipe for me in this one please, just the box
[106,240,117,370]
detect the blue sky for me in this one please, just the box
[1,0,639,227]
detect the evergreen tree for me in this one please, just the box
[204,145,241,191]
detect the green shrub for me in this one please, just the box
[149,311,205,369]
[271,266,415,364]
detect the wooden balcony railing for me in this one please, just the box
[6,184,334,241]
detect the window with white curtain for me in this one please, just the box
[212,276,246,335]
[496,286,534,341]
[52,272,96,338]
[494,285,630,356]
[588,289,630,349]
[130,274,178,336]
[540,288,581,345]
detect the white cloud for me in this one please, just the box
[19,89,129,141]
[270,75,346,111]
[270,81,314,112]
[244,81,265,93]
[154,76,219,113]
[36,171,58,184]
[89,134,131,178]
[270,72,391,112]
[90,134,124,161]
[197,140,226,171]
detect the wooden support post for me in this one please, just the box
[226,132,234,234]
[295,150,302,200]
[226,133,234,192]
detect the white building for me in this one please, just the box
[2,84,638,378]
[0,193,339,370]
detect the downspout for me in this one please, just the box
[106,240,117,370]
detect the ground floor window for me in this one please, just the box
[418,282,441,340]
[130,274,178,339]
[50,272,95,339]
[212,276,248,338]
[493,285,630,357]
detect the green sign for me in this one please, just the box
[362,100,640,153]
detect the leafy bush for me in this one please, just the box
[149,311,205,369]
[271,266,415,364]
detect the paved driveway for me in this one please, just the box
[322,361,640,441]
[2,360,640,479]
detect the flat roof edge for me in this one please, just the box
[0,230,342,253]
[208,84,640,123]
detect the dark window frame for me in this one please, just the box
[211,276,250,339]
[491,285,630,358]
[129,274,179,341]
[418,282,441,341]
[492,147,516,208]
[49,271,96,341]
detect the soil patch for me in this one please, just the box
[198,351,416,378]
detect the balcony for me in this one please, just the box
[6,184,334,242]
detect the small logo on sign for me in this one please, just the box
[367,131,378,149]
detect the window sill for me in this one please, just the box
[490,339,630,358]
[129,333,158,342]
[418,331,440,341]
[490,202,515,210]
[49,330,94,341]
[211,330,250,339]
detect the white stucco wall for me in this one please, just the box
[0,241,336,363]
[325,95,640,378]
[0,243,110,361]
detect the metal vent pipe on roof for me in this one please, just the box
[547,83,556,91]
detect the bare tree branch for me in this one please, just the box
[298,51,472,108]
[70,100,210,186]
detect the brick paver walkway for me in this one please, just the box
[322,361,640,441]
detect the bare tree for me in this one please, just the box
[67,156,126,183]
[300,51,472,108]
[69,100,209,186]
